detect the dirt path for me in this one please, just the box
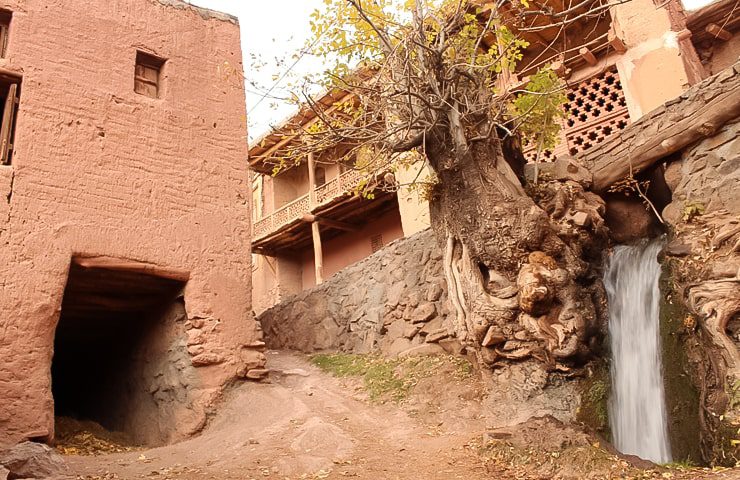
[66,351,488,480]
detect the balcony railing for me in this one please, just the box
[253,168,365,241]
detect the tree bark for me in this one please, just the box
[426,131,609,368]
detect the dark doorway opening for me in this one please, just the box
[52,259,191,446]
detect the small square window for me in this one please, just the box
[134,51,165,99]
[0,10,11,58]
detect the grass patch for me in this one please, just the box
[310,352,473,402]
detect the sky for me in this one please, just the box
[187,0,325,142]
[187,0,718,142]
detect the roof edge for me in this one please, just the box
[155,0,239,24]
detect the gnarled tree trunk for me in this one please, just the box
[426,129,609,369]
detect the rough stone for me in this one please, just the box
[604,194,660,243]
[190,353,225,367]
[403,324,421,339]
[425,282,443,302]
[524,156,593,187]
[425,328,450,343]
[419,317,443,335]
[387,337,413,357]
[245,369,270,380]
[0,442,70,479]
[410,303,437,323]
[397,343,445,358]
[260,230,448,358]
[482,327,507,347]
[438,338,465,355]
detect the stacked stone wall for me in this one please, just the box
[260,229,462,357]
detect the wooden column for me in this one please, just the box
[307,152,323,284]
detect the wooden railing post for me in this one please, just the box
[307,152,323,284]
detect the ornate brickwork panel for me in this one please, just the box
[524,67,630,162]
[253,169,365,240]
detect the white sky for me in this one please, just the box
[187,0,718,142]
[187,0,325,142]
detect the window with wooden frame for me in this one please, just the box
[0,10,11,58]
[134,51,165,99]
[0,75,20,165]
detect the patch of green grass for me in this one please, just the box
[310,353,474,402]
[663,458,696,469]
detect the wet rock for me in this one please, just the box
[604,194,659,243]
[0,442,70,479]
[664,240,692,257]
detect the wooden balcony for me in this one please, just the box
[253,168,365,242]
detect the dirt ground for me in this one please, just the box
[64,351,740,480]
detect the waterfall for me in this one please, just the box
[605,239,672,463]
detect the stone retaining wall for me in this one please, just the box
[259,229,462,357]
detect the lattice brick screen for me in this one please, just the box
[523,67,630,162]
[370,234,384,253]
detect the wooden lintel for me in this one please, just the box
[73,256,190,282]
[706,23,733,41]
[301,213,359,232]
[578,47,598,66]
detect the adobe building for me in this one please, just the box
[0,0,264,448]
[249,0,738,315]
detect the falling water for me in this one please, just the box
[605,239,672,463]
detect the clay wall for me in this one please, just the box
[0,0,261,447]
[301,207,405,289]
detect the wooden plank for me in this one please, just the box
[301,213,359,231]
[590,77,740,191]
[73,256,191,282]
[706,23,733,41]
[0,82,16,164]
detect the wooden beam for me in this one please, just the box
[73,256,190,282]
[578,47,597,66]
[250,91,358,168]
[608,28,627,54]
[307,151,317,207]
[589,77,740,191]
[301,214,359,232]
[311,221,324,285]
[706,22,733,41]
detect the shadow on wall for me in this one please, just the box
[52,261,201,446]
